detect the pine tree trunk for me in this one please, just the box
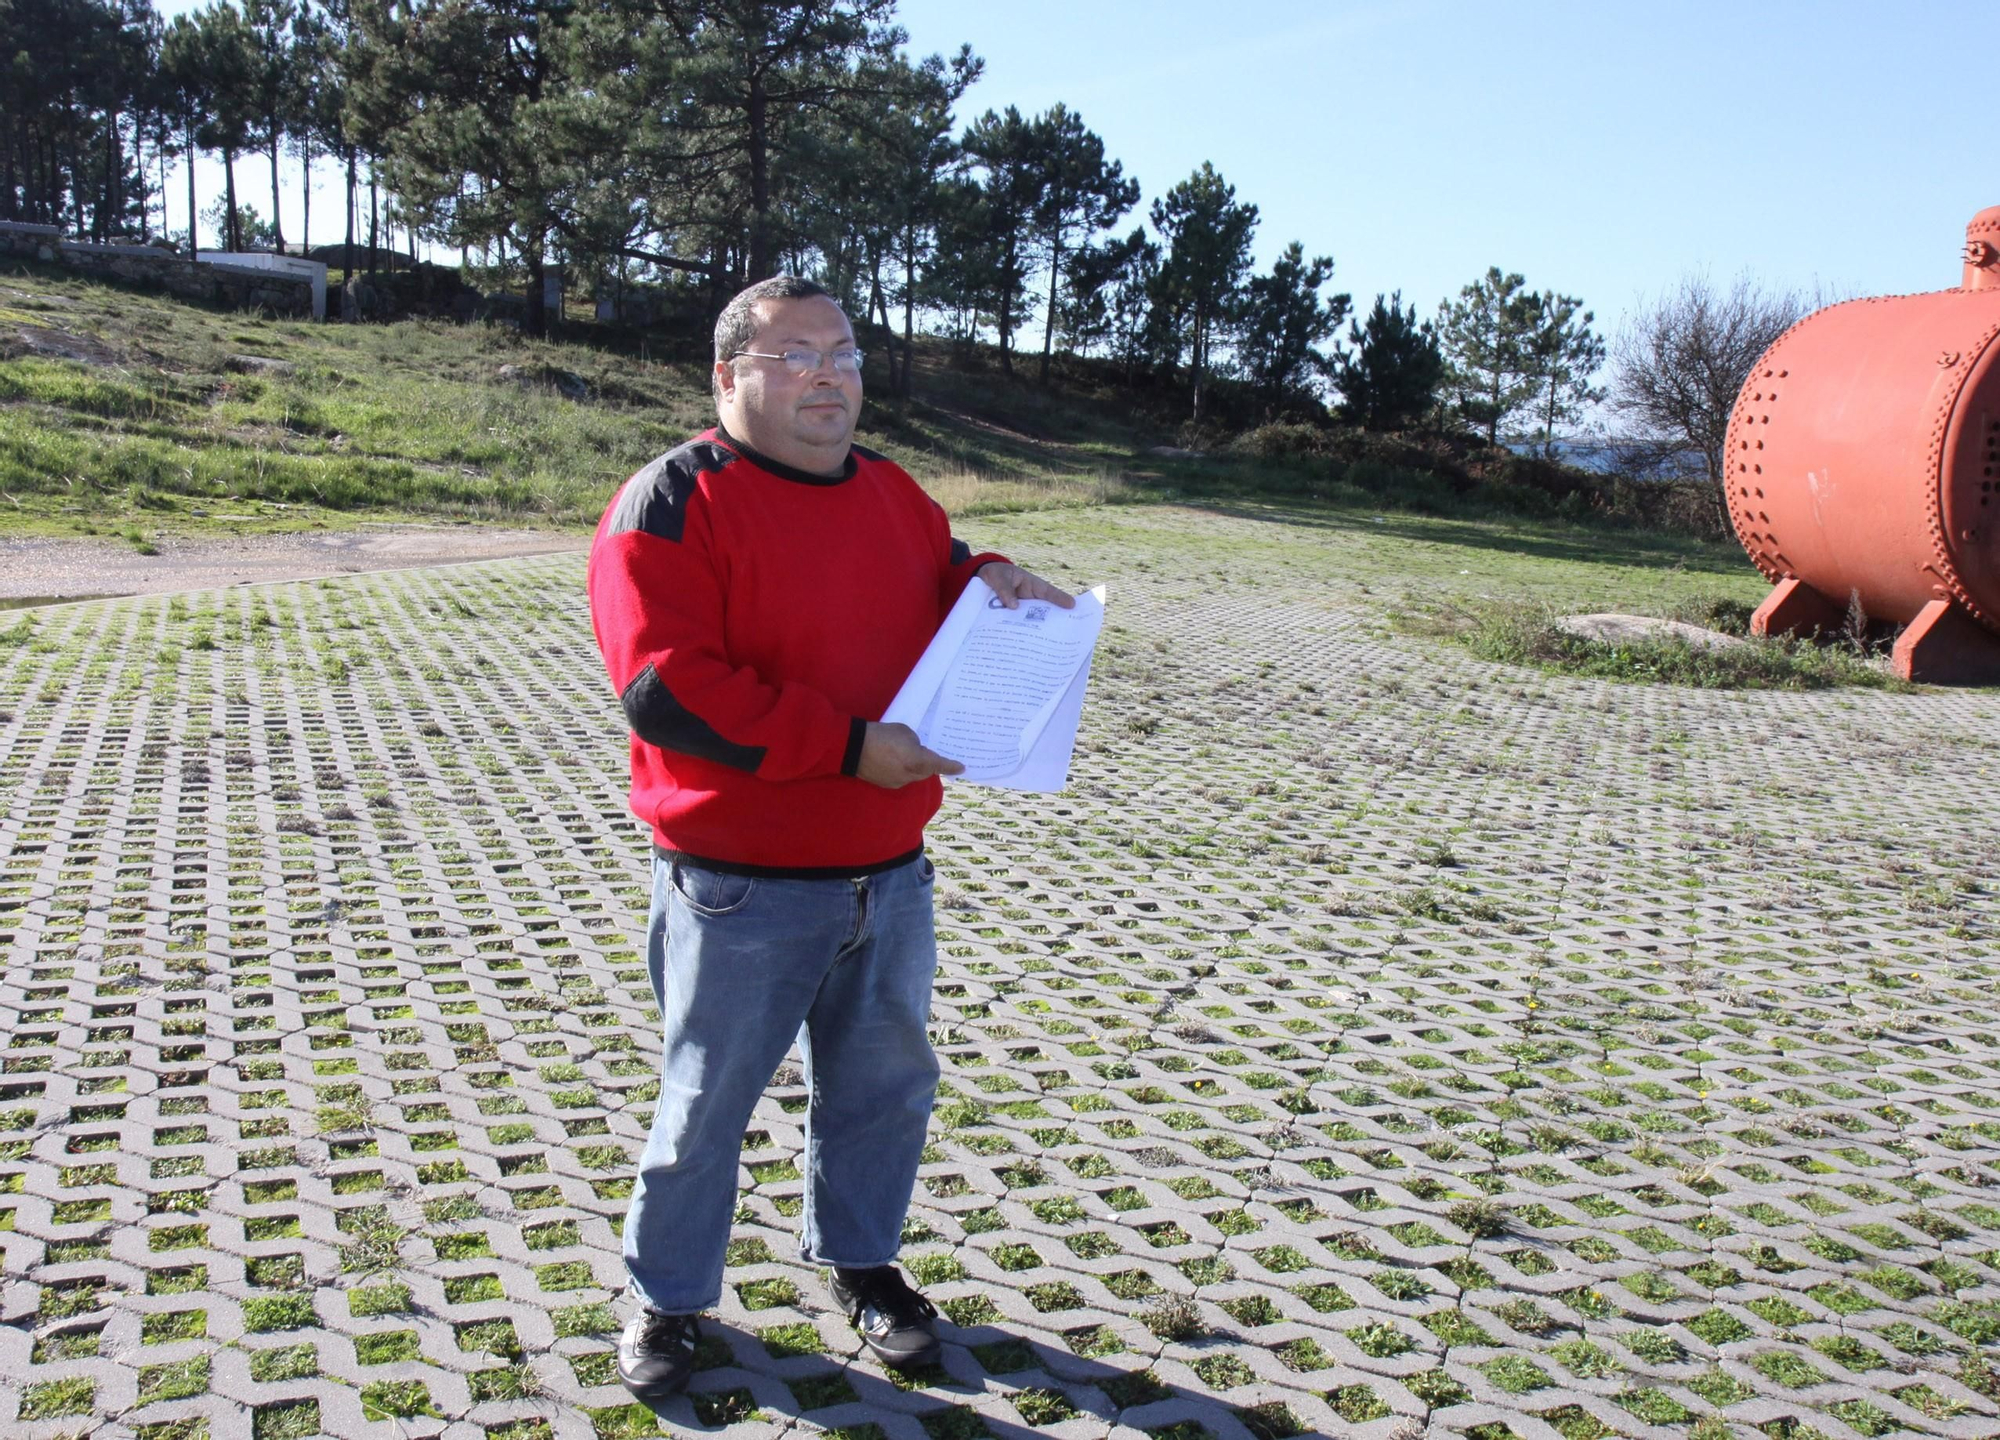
[1191,308,1207,422]
[185,120,198,259]
[100,108,118,239]
[901,238,916,398]
[524,240,546,338]
[997,238,1016,375]
[864,242,888,384]
[1039,233,1062,385]
[223,148,240,252]
[746,69,771,282]
[137,116,151,241]
[300,148,310,252]
[268,126,284,252]
[709,236,731,316]
[367,167,378,276]
[343,147,356,281]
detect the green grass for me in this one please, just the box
[19,1375,95,1418]
[1394,593,1905,689]
[0,264,1143,540]
[360,1380,439,1420]
[246,1343,318,1382]
[1,260,1747,575]
[252,1399,321,1440]
[353,1328,421,1364]
[239,1293,317,1332]
[138,1356,209,1403]
[348,1281,412,1316]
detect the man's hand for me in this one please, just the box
[977,561,1075,610]
[856,721,964,789]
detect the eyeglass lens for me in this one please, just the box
[783,349,864,373]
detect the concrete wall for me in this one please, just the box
[195,251,326,320]
[0,221,323,319]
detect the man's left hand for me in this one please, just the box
[978,562,1075,609]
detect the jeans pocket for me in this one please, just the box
[917,855,936,884]
[670,861,759,917]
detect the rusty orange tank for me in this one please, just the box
[1732,206,2000,682]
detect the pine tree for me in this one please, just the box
[285,1,337,251]
[925,174,1003,351]
[242,0,298,252]
[1150,161,1257,422]
[345,0,583,333]
[1519,289,1605,452]
[1028,104,1137,383]
[876,51,975,396]
[788,48,972,396]
[1335,292,1443,432]
[1058,226,1153,367]
[158,9,217,255]
[1238,241,1350,416]
[191,2,257,253]
[0,0,154,237]
[582,0,920,292]
[1437,266,1538,444]
[960,105,1043,375]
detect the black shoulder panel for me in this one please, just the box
[949,537,972,567]
[607,440,736,543]
[851,443,888,463]
[620,663,767,774]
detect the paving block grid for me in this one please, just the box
[2,503,2000,1440]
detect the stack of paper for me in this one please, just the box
[882,578,1107,792]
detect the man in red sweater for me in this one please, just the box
[589,276,1071,1403]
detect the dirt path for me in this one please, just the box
[0,524,589,603]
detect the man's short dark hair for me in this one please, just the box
[713,275,833,364]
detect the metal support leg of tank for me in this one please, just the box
[1750,576,1843,640]
[1890,599,2000,684]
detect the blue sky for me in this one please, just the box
[156,0,1987,341]
[895,0,1992,336]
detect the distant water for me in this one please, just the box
[1505,438,1705,478]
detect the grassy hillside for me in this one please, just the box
[1,262,1747,587]
[6,266,1894,684]
[0,264,1157,544]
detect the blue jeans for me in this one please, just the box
[623,851,942,1315]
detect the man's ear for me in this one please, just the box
[712,359,736,402]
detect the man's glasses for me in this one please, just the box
[732,347,865,375]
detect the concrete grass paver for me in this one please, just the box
[1,502,1999,1440]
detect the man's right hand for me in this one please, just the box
[856,722,964,788]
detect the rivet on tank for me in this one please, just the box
[1731,206,2000,682]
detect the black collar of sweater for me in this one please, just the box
[715,424,857,486]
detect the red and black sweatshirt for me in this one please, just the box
[587,427,1004,875]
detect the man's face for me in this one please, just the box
[715,295,861,463]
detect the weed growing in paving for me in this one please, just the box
[1395,596,1905,689]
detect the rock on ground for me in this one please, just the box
[1556,611,1747,649]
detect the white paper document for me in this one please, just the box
[882,578,1107,792]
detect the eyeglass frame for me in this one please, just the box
[730,347,866,375]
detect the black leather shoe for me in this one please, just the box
[829,1265,942,1369]
[617,1308,701,1403]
